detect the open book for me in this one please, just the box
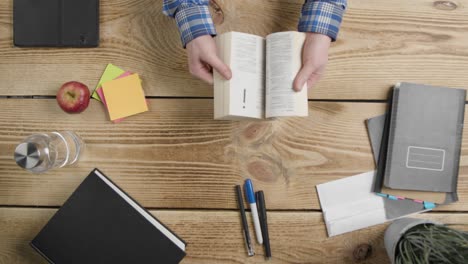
[214,31,309,120]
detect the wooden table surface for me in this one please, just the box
[1,0,468,263]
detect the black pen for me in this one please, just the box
[256,191,271,260]
[235,185,255,257]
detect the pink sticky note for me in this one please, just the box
[98,71,132,123]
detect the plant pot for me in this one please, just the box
[384,217,441,264]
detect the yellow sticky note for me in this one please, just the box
[92,64,126,101]
[102,74,148,120]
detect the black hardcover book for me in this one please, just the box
[31,169,186,264]
[14,0,99,47]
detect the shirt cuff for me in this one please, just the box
[298,1,345,42]
[174,4,216,48]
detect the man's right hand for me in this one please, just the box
[186,35,232,85]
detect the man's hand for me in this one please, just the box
[293,33,331,92]
[186,35,232,84]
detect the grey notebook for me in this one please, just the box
[384,83,466,192]
[367,114,458,204]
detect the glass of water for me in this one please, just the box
[14,131,85,173]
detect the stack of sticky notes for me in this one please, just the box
[92,64,148,122]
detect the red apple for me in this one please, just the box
[57,81,90,113]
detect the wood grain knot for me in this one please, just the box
[210,0,224,25]
[247,160,278,183]
[242,122,271,142]
[433,1,458,10]
[353,244,373,262]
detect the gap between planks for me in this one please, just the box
[0,205,467,215]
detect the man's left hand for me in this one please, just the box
[293,33,331,92]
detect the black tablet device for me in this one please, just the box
[14,0,99,47]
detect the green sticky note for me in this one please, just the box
[92,64,126,102]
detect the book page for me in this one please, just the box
[265,32,308,118]
[214,32,265,119]
[229,32,265,119]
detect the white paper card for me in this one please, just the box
[317,171,386,237]
[317,170,428,237]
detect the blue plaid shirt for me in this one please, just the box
[163,0,347,47]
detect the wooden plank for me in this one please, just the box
[0,99,467,211]
[2,208,468,264]
[0,0,467,98]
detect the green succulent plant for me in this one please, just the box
[395,224,468,264]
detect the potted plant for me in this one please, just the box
[384,218,468,264]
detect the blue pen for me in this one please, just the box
[244,179,263,244]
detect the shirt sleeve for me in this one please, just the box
[163,0,216,48]
[298,0,347,42]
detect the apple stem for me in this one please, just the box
[66,91,75,99]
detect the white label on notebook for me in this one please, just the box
[406,146,445,171]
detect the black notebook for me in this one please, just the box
[14,0,99,47]
[31,169,186,264]
[382,83,466,193]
